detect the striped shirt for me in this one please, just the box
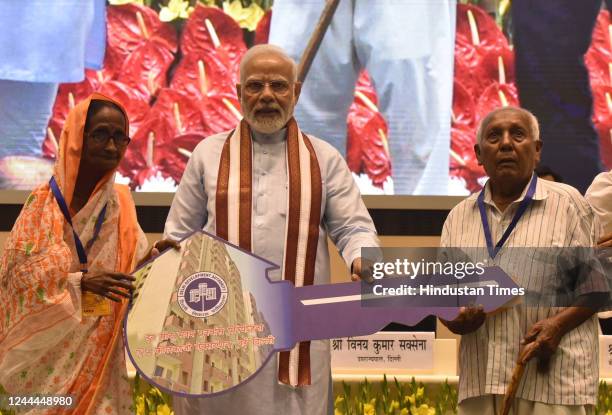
[441,177,601,405]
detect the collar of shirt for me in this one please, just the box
[478,174,548,213]
[251,126,287,144]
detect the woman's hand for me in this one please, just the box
[81,271,135,302]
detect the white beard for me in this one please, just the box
[248,114,288,134]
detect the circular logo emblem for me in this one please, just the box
[177,272,228,318]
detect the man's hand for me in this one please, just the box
[351,258,362,281]
[440,305,486,335]
[520,317,564,372]
[138,239,181,267]
[81,271,135,302]
[598,232,612,248]
[350,258,374,282]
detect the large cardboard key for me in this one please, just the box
[124,230,518,397]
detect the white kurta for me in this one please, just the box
[586,171,612,320]
[164,128,379,415]
[586,170,612,234]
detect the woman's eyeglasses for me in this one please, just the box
[88,128,131,146]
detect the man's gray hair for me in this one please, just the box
[238,44,298,83]
[475,106,540,144]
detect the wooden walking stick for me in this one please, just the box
[296,0,341,83]
[501,341,537,415]
[500,360,525,415]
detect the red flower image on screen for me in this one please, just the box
[41,3,612,193]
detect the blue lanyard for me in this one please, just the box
[49,177,107,272]
[477,174,537,259]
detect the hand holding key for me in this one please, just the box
[439,305,486,335]
[125,230,519,397]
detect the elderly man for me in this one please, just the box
[440,107,603,414]
[163,44,379,414]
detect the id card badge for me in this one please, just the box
[49,177,110,317]
[82,292,112,316]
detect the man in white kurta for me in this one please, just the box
[586,170,612,237]
[586,171,612,323]
[164,45,379,414]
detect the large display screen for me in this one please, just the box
[0,0,609,195]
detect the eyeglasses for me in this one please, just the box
[244,80,291,95]
[87,128,131,147]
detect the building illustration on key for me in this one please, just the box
[150,233,271,394]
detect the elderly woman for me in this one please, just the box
[0,93,170,414]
